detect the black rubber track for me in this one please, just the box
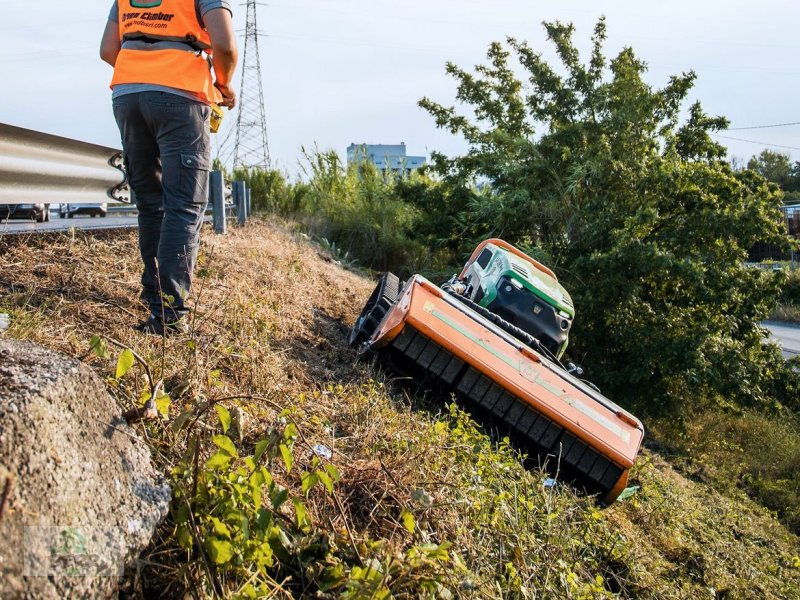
[348,272,400,347]
[384,324,623,500]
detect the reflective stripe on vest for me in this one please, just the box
[111,0,221,103]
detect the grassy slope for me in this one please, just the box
[1,221,798,599]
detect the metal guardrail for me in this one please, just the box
[0,123,250,234]
[0,122,128,205]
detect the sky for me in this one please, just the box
[1,0,799,176]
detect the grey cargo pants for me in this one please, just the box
[113,91,210,322]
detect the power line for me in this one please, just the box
[724,121,800,131]
[710,133,800,151]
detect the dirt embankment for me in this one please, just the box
[1,222,798,599]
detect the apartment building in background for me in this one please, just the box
[346,142,426,175]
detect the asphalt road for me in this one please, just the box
[763,321,800,360]
[0,214,139,235]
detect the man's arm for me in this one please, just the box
[204,8,238,109]
[99,18,121,66]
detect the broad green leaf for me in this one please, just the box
[256,508,272,531]
[324,463,340,483]
[206,451,231,470]
[207,369,224,388]
[400,509,415,534]
[206,538,234,564]
[255,541,274,568]
[89,335,110,359]
[293,498,311,532]
[251,481,262,510]
[260,467,273,486]
[241,515,250,542]
[137,388,151,407]
[211,517,231,539]
[249,468,271,488]
[214,404,231,434]
[271,486,289,510]
[173,504,190,525]
[418,541,451,561]
[212,434,238,458]
[315,469,334,494]
[278,443,293,473]
[301,471,319,494]
[177,525,192,549]
[318,563,346,592]
[254,439,270,463]
[171,409,193,433]
[115,349,135,379]
[284,423,297,441]
[155,394,171,417]
[268,528,292,563]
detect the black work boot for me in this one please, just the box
[133,314,190,336]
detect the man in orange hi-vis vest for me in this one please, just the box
[100,1,238,335]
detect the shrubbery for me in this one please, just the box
[416,18,799,417]
[231,19,800,420]
[229,151,463,278]
[223,22,800,536]
[781,268,800,306]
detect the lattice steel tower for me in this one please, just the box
[233,0,271,169]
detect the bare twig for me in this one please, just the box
[89,293,139,319]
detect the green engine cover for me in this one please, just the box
[471,245,574,318]
[462,243,575,358]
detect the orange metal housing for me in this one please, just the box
[370,275,644,504]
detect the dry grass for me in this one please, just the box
[769,302,800,324]
[1,221,799,598]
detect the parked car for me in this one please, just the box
[0,203,50,223]
[59,203,108,218]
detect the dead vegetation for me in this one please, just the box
[1,221,799,598]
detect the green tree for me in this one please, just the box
[420,18,797,414]
[747,149,793,189]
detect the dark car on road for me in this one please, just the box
[59,203,108,218]
[0,203,50,223]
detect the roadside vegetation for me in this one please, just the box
[770,268,800,323]
[230,19,800,538]
[2,16,800,598]
[2,225,799,598]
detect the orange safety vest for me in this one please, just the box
[111,0,222,104]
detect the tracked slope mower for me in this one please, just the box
[349,239,644,504]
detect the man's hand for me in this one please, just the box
[215,82,237,109]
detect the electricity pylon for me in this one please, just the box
[232,0,271,169]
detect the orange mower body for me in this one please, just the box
[351,261,644,504]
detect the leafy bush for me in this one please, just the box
[232,166,310,216]
[781,268,800,306]
[655,409,800,534]
[418,18,798,415]
[232,150,457,277]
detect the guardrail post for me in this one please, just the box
[210,170,226,234]
[233,180,247,226]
